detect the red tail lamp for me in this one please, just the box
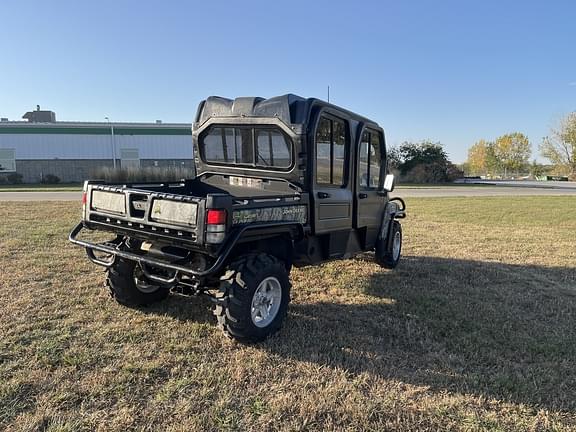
[207,209,227,225]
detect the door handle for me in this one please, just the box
[358,193,368,199]
[317,192,331,199]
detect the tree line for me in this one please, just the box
[388,140,462,183]
[464,112,576,179]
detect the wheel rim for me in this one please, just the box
[392,230,402,261]
[251,276,282,328]
[133,266,160,294]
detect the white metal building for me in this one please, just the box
[0,115,194,183]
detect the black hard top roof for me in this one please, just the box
[195,94,379,129]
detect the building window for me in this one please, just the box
[0,149,16,172]
[120,148,140,169]
[315,115,347,186]
[359,130,382,189]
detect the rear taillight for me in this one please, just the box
[206,209,227,244]
[81,181,89,220]
[207,209,226,225]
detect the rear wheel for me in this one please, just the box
[375,220,402,269]
[106,258,170,306]
[214,253,291,343]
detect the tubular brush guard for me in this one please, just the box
[68,221,304,278]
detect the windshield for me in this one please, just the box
[200,126,292,169]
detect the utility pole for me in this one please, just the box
[105,116,116,169]
[327,85,330,103]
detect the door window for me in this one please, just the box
[359,133,370,188]
[369,132,382,188]
[315,115,347,186]
[333,119,346,185]
[316,117,331,184]
[358,130,382,189]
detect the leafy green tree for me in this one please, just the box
[540,112,576,177]
[494,133,531,177]
[397,141,448,174]
[529,160,546,178]
[467,139,492,175]
[395,140,461,183]
[484,142,501,177]
[387,146,402,170]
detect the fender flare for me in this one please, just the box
[378,197,406,250]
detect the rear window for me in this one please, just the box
[201,126,292,169]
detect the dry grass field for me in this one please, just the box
[1,196,575,431]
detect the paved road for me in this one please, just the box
[1,185,576,201]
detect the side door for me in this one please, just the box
[312,113,353,236]
[354,127,386,247]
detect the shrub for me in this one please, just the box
[403,163,441,184]
[401,161,463,184]
[446,163,464,182]
[7,173,23,184]
[41,174,61,184]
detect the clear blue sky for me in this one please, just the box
[1,0,575,162]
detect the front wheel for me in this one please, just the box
[106,258,171,306]
[375,220,402,269]
[214,254,291,343]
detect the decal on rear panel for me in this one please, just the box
[232,205,307,225]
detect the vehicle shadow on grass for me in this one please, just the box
[265,255,576,412]
[137,293,215,324]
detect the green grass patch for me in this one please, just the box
[409,195,576,227]
[0,197,575,431]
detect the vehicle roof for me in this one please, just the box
[195,94,380,129]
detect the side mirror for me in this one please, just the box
[383,174,395,192]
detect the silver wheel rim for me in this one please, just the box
[133,267,160,294]
[392,230,401,261]
[251,276,282,328]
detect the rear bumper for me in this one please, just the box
[70,222,230,279]
[69,220,305,279]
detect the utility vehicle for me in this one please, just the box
[69,94,406,342]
